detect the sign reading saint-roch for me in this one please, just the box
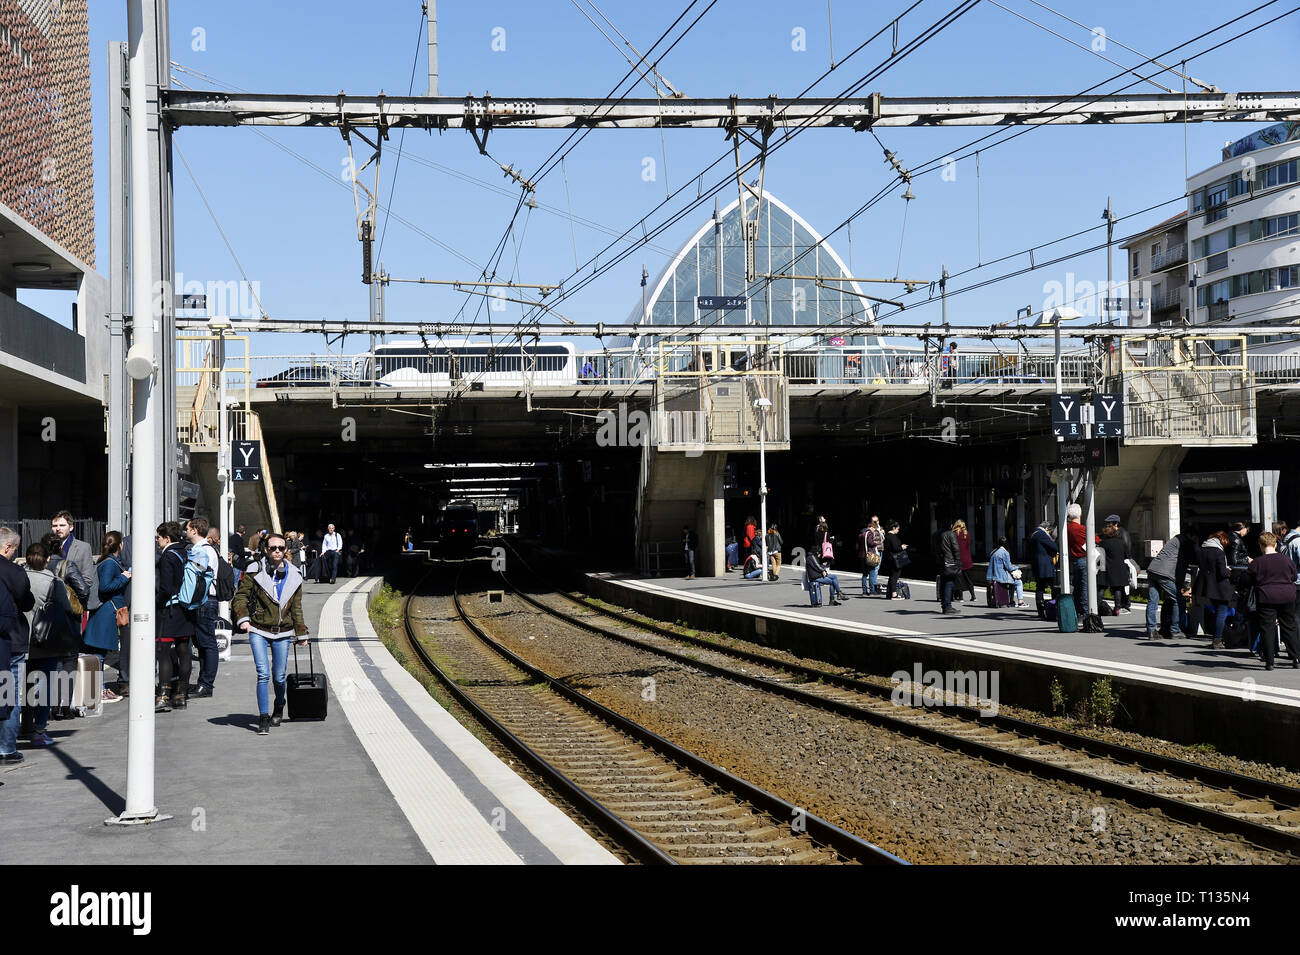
[231,440,262,482]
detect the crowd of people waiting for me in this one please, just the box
[0,513,384,760]
[703,506,1300,672]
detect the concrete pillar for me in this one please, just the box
[702,464,726,577]
[1153,455,1181,544]
[0,403,17,518]
[983,489,995,558]
[1015,493,1026,560]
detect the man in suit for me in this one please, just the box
[51,510,98,628]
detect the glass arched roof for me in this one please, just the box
[629,192,875,332]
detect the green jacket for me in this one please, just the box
[231,561,308,639]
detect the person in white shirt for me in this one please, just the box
[185,518,222,697]
[321,524,343,585]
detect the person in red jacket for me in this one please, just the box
[953,519,976,602]
[1066,504,1088,613]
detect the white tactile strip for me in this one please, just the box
[606,575,1300,709]
[341,588,618,865]
[315,578,618,865]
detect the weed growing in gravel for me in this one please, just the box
[370,584,405,633]
[1050,676,1067,715]
[1087,677,1122,727]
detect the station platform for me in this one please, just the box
[0,576,618,865]
[586,567,1300,768]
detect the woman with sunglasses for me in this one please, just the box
[231,533,309,735]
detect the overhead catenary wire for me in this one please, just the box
[376,7,429,263]
[173,140,269,319]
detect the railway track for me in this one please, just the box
[402,560,905,866]
[497,544,1300,858]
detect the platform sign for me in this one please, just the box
[696,295,747,310]
[232,440,262,482]
[1051,393,1084,438]
[1093,392,1125,438]
[1058,438,1119,468]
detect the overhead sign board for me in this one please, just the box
[696,296,747,310]
[1092,392,1125,438]
[232,440,262,482]
[1057,437,1119,469]
[1051,393,1084,439]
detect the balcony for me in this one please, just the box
[1209,301,1230,322]
[1150,286,1184,315]
[1151,243,1187,271]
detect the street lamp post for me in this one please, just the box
[1041,306,1082,600]
[755,396,772,582]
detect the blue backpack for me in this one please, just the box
[166,548,215,612]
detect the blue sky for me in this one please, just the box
[29,0,1300,356]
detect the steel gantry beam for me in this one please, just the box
[173,317,1298,341]
[161,90,1300,130]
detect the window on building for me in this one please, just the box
[1263,213,1299,239]
[1206,252,1229,273]
[1205,182,1229,223]
[1151,241,1161,258]
[1131,252,1142,277]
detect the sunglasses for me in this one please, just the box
[267,545,287,552]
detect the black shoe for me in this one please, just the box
[270,707,283,727]
[257,715,271,736]
[154,696,172,713]
[0,752,23,766]
[943,608,960,615]
[190,684,214,699]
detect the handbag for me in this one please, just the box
[57,561,84,617]
[821,536,834,559]
[115,604,130,628]
[893,549,912,570]
[864,552,881,569]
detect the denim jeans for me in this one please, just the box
[684,548,695,576]
[194,598,220,688]
[323,551,340,581]
[861,559,879,595]
[27,657,64,733]
[940,573,957,611]
[1146,573,1182,635]
[0,652,25,755]
[1206,601,1230,643]
[249,632,290,716]
[1071,557,1087,613]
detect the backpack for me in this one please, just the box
[30,575,75,651]
[1284,531,1300,573]
[166,548,215,612]
[214,556,236,602]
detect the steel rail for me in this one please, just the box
[443,557,906,865]
[402,564,675,865]
[500,542,1300,856]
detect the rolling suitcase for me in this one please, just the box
[287,641,328,721]
[986,582,1011,608]
[72,653,103,718]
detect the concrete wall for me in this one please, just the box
[0,294,87,382]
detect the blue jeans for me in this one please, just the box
[1146,574,1183,635]
[249,632,290,716]
[684,549,695,576]
[820,573,845,598]
[941,574,957,611]
[27,657,64,732]
[1206,601,1230,644]
[744,566,763,579]
[0,652,25,755]
[862,559,879,595]
[323,551,340,581]
[1069,557,1088,613]
[194,598,220,688]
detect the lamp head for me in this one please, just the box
[125,344,156,381]
[207,314,233,332]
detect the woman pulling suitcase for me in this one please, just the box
[231,533,309,736]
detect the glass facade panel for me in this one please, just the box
[640,196,869,331]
